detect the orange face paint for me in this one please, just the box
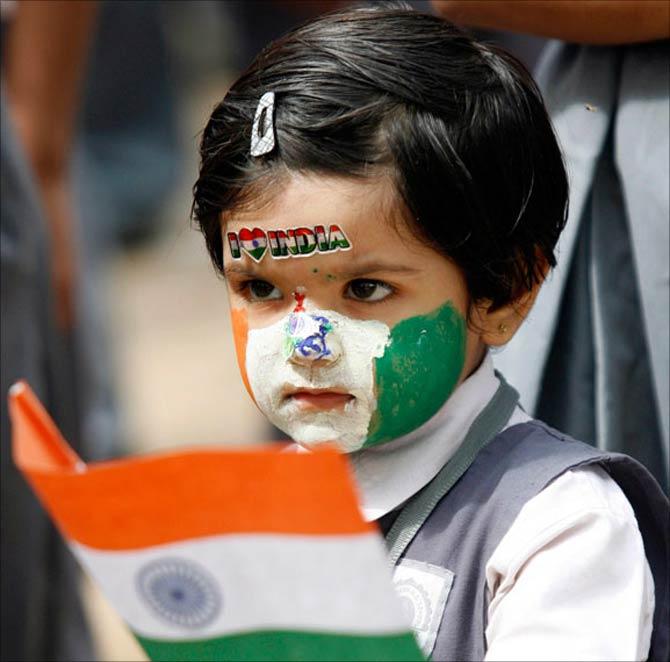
[230,308,255,404]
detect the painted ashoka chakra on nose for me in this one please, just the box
[136,557,221,629]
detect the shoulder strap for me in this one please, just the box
[385,375,519,565]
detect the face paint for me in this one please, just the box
[238,300,466,453]
[245,308,390,452]
[283,290,334,360]
[292,289,306,312]
[283,312,335,361]
[230,308,254,403]
[364,301,466,446]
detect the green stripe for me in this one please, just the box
[365,300,466,447]
[136,630,424,661]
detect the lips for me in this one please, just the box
[283,387,354,411]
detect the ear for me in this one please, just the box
[470,273,546,347]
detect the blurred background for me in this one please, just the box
[0,4,541,660]
[1,1,666,661]
[0,5,542,657]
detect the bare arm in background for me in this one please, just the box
[4,0,99,330]
[431,1,670,45]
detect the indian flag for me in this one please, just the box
[9,382,423,662]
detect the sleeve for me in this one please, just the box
[484,465,655,661]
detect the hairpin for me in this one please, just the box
[250,91,276,157]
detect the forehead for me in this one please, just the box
[222,173,426,266]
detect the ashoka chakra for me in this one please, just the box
[136,557,221,629]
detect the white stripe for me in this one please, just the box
[247,309,390,453]
[71,532,409,640]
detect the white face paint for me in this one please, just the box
[246,308,390,452]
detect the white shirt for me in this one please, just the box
[351,354,655,661]
[350,353,506,520]
[485,465,654,661]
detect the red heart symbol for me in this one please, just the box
[238,227,268,262]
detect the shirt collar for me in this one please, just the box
[349,352,504,521]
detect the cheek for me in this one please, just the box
[230,308,255,404]
[364,301,467,446]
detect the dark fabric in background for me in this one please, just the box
[1,94,94,662]
[537,127,666,491]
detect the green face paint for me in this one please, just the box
[364,301,466,447]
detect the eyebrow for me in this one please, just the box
[223,265,261,279]
[340,263,421,278]
[222,262,420,280]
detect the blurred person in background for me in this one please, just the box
[2,3,354,657]
[77,0,180,255]
[224,0,376,71]
[1,1,99,659]
[433,0,670,493]
[73,0,181,462]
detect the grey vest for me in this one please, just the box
[386,383,669,661]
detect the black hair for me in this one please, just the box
[192,3,568,309]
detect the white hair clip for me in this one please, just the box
[250,91,276,157]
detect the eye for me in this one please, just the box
[246,279,282,302]
[345,279,394,303]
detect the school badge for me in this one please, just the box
[393,559,454,657]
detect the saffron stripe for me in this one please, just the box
[136,630,424,662]
[9,381,82,471]
[25,449,370,550]
[230,308,253,401]
[10,382,371,550]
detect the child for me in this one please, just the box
[191,4,668,660]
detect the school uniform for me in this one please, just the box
[494,39,669,494]
[351,354,668,661]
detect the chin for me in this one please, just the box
[260,392,375,454]
[275,411,369,454]
[293,434,366,454]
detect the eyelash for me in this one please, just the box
[345,279,396,305]
[231,278,397,305]
[231,280,281,302]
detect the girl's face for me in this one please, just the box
[223,174,488,452]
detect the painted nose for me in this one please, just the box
[285,312,342,366]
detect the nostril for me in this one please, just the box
[284,311,339,364]
[322,333,342,362]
